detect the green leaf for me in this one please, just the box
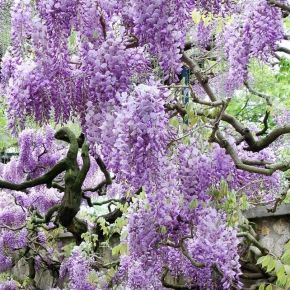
[266,257,275,273]
[257,256,266,265]
[258,283,265,290]
[282,249,290,264]
[275,260,283,272]
[120,230,128,240]
[139,190,146,200]
[265,285,272,290]
[112,244,121,256]
[105,268,116,283]
[185,103,198,127]
[220,179,229,197]
[285,240,290,250]
[112,243,128,256]
[120,243,128,255]
[276,266,287,287]
[285,265,290,275]
[179,196,185,207]
[169,117,179,128]
[188,114,198,127]
[240,194,249,210]
[261,255,271,269]
[68,30,77,51]
[118,202,129,213]
[115,217,127,231]
[189,198,198,209]
[22,277,33,287]
[62,242,76,257]
[192,10,201,24]
[160,226,167,234]
[286,276,290,289]
[88,271,98,284]
[98,217,110,237]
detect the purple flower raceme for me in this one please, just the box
[0,253,12,274]
[178,144,282,204]
[127,0,191,81]
[118,191,242,289]
[196,20,215,49]
[275,109,290,127]
[221,0,284,92]
[0,280,18,290]
[0,229,28,273]
[106,83,171,190]
[59,247,96,290]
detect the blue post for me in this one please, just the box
[181,66,190,124]
[181,66,190,105]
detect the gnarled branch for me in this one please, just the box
[244,82,272,106]
[268,0,290,12]
[0,160,67,191]
[181,52,217,102]
[161,267,192,290]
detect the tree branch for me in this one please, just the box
[181,52,217,102]
[0,160,67,191]
[166,101,290,152]
[268,0,290,12]
[77,142,90,184]
[83,156,113,195]
[0,224,26,231]
[83,179,112,196]
[241,159,272,166]
[93,198,123,206]
[244,124,290,152]
[165,103,187,118]
[161,267,192,290]
[244,82,272,106]
[54,127,79,161]
[267,180,290,213]
[237,232,269,256]
[209,98,231,142]
[95,156,112,185]
[180,242,205,268]
[211,130,290,175]
[82,193,93,207]
[44,205,60,224]
[277,46,290,55]
[51,182,65,192]
[256,111,270,136]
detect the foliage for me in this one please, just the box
[257,241,290,289]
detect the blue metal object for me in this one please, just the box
[181,66,190,124]
[181,66,190,105]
